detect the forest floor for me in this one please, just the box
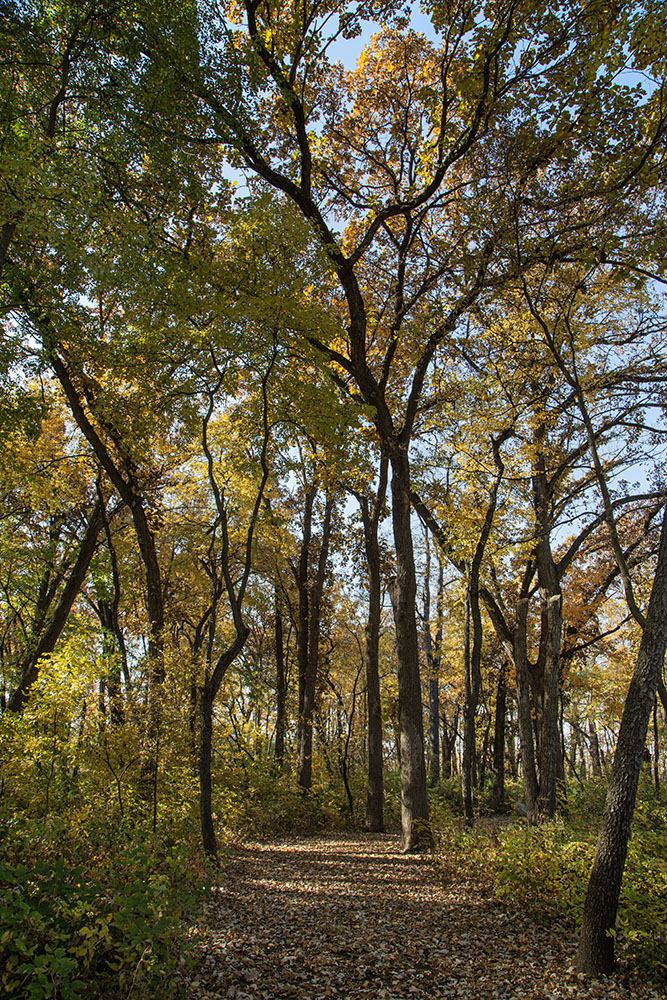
[182,833,666,1000]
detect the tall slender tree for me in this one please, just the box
[166,0,667,848]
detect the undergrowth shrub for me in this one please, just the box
[619,828,667,977]
[434,785,667,983]
[0,814,208,1000]
[212,751,365,839]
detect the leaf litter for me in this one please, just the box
[182,834,666,1000]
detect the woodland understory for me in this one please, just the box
[2,0,667,997]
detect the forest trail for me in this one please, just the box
[184,834,665,1000]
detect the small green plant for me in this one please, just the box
[0,817,208,1000]
[434,780,667,982]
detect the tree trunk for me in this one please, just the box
[588,720,602,778]
[658,675,667,720]
[462,434,508,822]
[354,459,387,831]
[442,706,459,778]
[506,704,518,779]
[297,494,333,790]
[361,497,385,831]
[199,683,217,861]
[428,678,440,783]
[7,499,106,712]
[295,487,315,784]
[462,579,477,823]
[558,693,567,790]
[536,588,562,816]
[492,664,507,811]
[274,586,287,766]
[653,698,660,796]
[388,446,429,851]
[479,713,491,793]
[576,505,667,974]
[97,601,124,726]
[129,496,165,681]
[424,544,443,785]
[536,560,563,816]
[513,597,540,821]
[533,456,563,818]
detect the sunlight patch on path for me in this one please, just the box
[184,834,666,1000]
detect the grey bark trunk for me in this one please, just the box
[423,541,443,785]
[462,580,477,823]
[513,597,540,821]
[588,720,602,778]
[388,446,429,851]
[358,480,386,832]
[492,664,507,810]
[274,587,287,766]
[533,458,563,817]
[297,494,333,790]
[576,504,667,974]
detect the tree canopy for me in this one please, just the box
[2,0,667,990]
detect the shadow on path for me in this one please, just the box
[184,833,665,1000]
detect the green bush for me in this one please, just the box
[619,828,667,977]
[0,817,208,1000]
[212,752,364,839]
[434,786,667,983]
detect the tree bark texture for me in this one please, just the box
[199,684,217,860]
[388,447,429,850]
[513,597,540,821]
[533,458,563,817]
[462,581,477,823]
[274,587,287,766]
[423,538,443,785]
[358,479,386,832]
[297,492,333,790]
[492,664,507,811]
[576,504,667,974]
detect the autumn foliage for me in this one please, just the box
[2,0,667,993]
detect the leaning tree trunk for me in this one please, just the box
[198,626,249,862]
[7,499,106,712]
[197,618,252,856]
[577,504,667,974]
[388,445,429,851]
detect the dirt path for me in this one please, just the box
[184,834,665,1000]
